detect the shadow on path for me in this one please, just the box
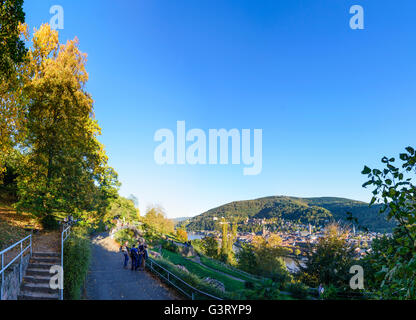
[85,233,179,300]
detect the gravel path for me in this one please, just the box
[85,233,179,300]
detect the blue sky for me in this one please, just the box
[24,1,416,218]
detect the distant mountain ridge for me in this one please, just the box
[172,217,192,226]
[182,196,395,233]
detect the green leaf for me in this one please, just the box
[405,146,415,155]
[362,181,372,188]
[373,169,382,175]
[362,166,371,175]
[400,153,409,161]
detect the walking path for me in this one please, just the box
[85,233,179,300]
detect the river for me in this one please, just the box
[187,233,205,241]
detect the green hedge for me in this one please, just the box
[63,226,91,300]
[285,281,309,299]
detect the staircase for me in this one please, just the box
[18,252,61,300]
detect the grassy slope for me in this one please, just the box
[199,255,263,283]
[161,249,245,292]
[160,250,296,300]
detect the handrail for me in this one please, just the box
[0,234,32,300]
[60,224,71,300]
[146,257,222,300]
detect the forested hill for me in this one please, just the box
[183,196,395,233]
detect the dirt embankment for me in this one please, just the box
[0,206,60,264]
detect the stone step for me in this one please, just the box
[31,256,60,264]
[23,275,53,285]
[21,282,59,295]
[18,290,59,300]
[26,268,52,277]
[28,262,58,270]
[32,252,60,258]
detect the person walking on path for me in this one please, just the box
[318,284,325,300]
[121,241,130,269]
[130,245,139,271]
[137,240,145,271]
[142,244,149,271]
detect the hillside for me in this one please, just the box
[172,217,191,226]
[0,204,41,251]
[183,196,396,233]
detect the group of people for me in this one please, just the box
[120,240,149,271]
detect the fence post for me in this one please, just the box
[1,253,4,300]
[60,228,64,301]
[19,242,23,283]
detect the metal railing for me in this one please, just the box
[0,235,32,300]
[146,258,222,300]
[60,225,71,300]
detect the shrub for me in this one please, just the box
[243,280,281,300]
[286,281,309,299]
[41,215,60,230]
[271,271,293,290]
[63,226,91,300]
[244,281,255,290]
[161,240,180,253]
[115,229,136,245]
[322,284,339,300]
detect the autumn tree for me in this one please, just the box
[0,0,27,79]
[253,235,289,280]
[297,223,356,289]
[142,206,174,236]
[176,228,188,243]
[104,196,140,225]
[237,234,291,284]
[217,217,237,263]
[15,24,118,228]
[0,0,27,176]
[227,222,238,254]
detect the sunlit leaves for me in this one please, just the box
[0,0,27,79]
[361,146,416,299]
[14,24,119,222]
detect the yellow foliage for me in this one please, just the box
[143,206,174,235]
[251,235,266,248]
[4,23,119,218]
[267,234,283,248]
[176,228,188,243]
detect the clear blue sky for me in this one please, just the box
[24,1,416,218]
